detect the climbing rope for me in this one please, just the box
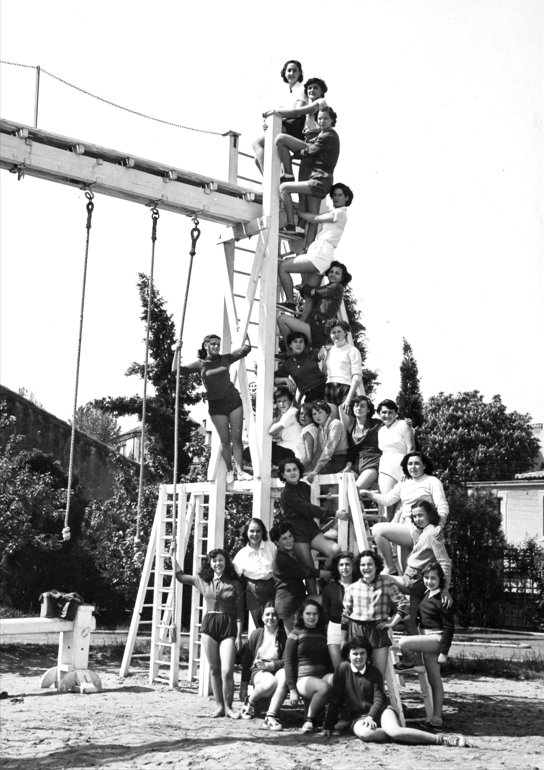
[168,218,201,640]
[133,207,159,565]
[63,191,95,541]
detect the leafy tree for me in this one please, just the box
[342,287,379,396]
[94,274,203,481]
[18,387,43,408]
[418,391,540,483]
[0,404,90,612]
[397,338,424,428]
[445,486,506,627]
[72,404,121,446]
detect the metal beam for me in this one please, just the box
[0,119,262,225]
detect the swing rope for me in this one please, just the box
[63,191,95,542]
[133,207,159,563]
[168,218,201,640]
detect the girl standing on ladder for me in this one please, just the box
[178,334,253,482]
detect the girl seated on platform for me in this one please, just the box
[239,602,288,731]
[177,334,252,483]
[274,331,327,404]
[270,521,331,633]
[278,457,346,594]
[343,395,383,492]
[277,261,352,349]
[394,562,455,732]
[284,599,334,734]
[322,637,466,747]
[252,59,307,174]
[170,544,243,719]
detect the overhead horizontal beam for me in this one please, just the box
[0,119,263,225]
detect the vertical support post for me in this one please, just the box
[252,113,281,530]
[224,130,241,184]
[34,66,41,128]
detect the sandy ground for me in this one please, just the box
[1,645,543,770]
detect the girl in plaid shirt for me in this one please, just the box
[341,550,408,676]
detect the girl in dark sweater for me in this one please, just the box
[322,637,466,747]
[284,599,334,734]
[395,562,455,731]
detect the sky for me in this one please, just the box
[0,0,542,432]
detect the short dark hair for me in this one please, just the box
[354,549,384,581]
[311,399,331,415]
[411,499,440,526]
[286,331,309,348]
[423,561,446,589]
[325,260,352,285]
[400,451,435,477]
[341,635,373,659]
[281,59,303,83]
[274,386,293,402]
[269,520,293,543]
[294,598,325,630]
[318,105,337,126]
[377,399,398,414]
[330,551,356,582]
[241,517,269,546]
[304,77,328,96]
[351,395,375,417]
[199,548,238,583]
[277,456,304,482]
[325,318,351,338]
[330,183,354,207]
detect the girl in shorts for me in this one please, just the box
[394,562,455,731]
[170,544,243,719]
[276,184,353,312]
[321,319,363,429]
[284,599,334,734]
[178,334,252,482]
[322,637,466,746]
[322,551,358,669]
[278,457,346,595]
[341,550,408,677]
[277,261,352,348]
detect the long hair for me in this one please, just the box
[281,59,303,83]
[197,334,221,361]
[293,598,326,630]
[198,548,238,582]
[411,499,440,527]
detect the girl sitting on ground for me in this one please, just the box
[394,562,455,732]
[239,602,288,732]
[284,599,335,734]
[341,550,408,677]
[322,637,466,747]
[170,544,243,719]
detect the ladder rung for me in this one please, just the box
[159,570,174,575]
[233,269,251,276]
[153,675,172,683]
[237,174,261,184]
[234,246,255,253]
[238,150,254,160]
[131,653,151,659]
[157,641,175,647]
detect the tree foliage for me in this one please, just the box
[94,274,203,481]
[445,486,506,626]
[418,391,540,483]
[342,286,379,396]
[18,387,43,408]
[72,404,121,446]
[397,338,424,428]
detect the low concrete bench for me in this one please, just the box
[0,604,102,693]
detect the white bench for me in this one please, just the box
[0,604,102,693]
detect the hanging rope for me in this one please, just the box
[133,207,159,565]
[63,191,95,541]
[168,218,201,641]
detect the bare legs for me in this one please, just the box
[278,255,319,303]
[378,473,400,521]
[209,404,244,474]
[356,468,379,492]
[297,674,333,720]
[201,634,238,718]
[371,523,413,574]
[371,646,389,678]
[252,135,265,174]
[293,536,340,594]
[249,668,288,712]
[352,707,440,744]
[399,635,444,723]
[277,314,313,346]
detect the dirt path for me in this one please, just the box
[1,646,543,770]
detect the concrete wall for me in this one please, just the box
[0,384,138,501]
